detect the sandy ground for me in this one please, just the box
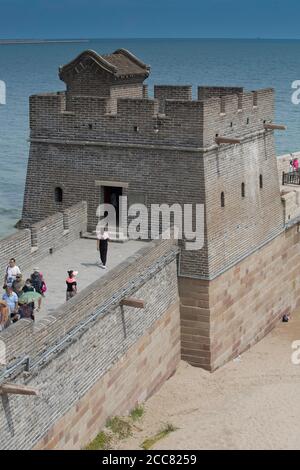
[117,310,300,450]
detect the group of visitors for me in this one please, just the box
[0,258,46,330]
[0,228,110,332]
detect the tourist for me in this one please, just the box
[23,278,35,293]
[3,258,21,288]
[22,278,41,311]
[0,300,9,331]
[293,157,299,172]
[97,228,110,269]
[66,270,78,301]
[18,302,35,321]
[12,273,25,297]
[289,155,294,172]
[2,286,19,323]
[30,268,45,295]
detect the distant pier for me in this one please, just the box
[0,39,90,45]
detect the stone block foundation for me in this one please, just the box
[33,302,180,450]
[180,224,300,371]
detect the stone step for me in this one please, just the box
[81,230,128,243]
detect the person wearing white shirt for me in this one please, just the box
[4,258,21,288]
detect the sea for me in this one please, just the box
[1,38,300,237]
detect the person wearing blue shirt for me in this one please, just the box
[2,285,19,321]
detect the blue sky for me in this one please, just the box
[0,0,299,39]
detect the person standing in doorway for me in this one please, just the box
[97,228,110,269]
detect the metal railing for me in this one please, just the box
[282,170,300,185]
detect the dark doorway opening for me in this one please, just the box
[54,187,63,203]
[104,186,122,226]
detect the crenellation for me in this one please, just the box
[143,84,148,98]
[67,95,109,115]
[117,97,159,117]
[29,93,66,131]
[200,89,275,147]
[197,86,244,100]
[154,85,192,112]
[239,90,257,114]
[29,84,275,149]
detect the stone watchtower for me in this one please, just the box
[22,49,285,370]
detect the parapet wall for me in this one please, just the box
[198,86,244,100]
[29,86,274,148]
[202,87,274,147]
[0,201,87,278]
[281,189,300,224]
[0,238,180,449]
[154,85,192,112]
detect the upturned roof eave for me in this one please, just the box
[59,48,150,82]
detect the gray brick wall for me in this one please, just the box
[198,86,244,100]
[22,142,207,277]
[22,50,284,281]
[154,85,192,112]
[204,131,284,278]
[202,88,274,147]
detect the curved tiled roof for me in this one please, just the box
[59,48,150,80]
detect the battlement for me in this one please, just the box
[29,91,204,147]
[27,49,277,148]
[201,87,274,147]
[198,86,244,100]
[154,85,192,112]
[29,85,274,148]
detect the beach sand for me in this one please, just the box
[117,309,300,450]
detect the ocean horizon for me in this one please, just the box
[1,38,300,237]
